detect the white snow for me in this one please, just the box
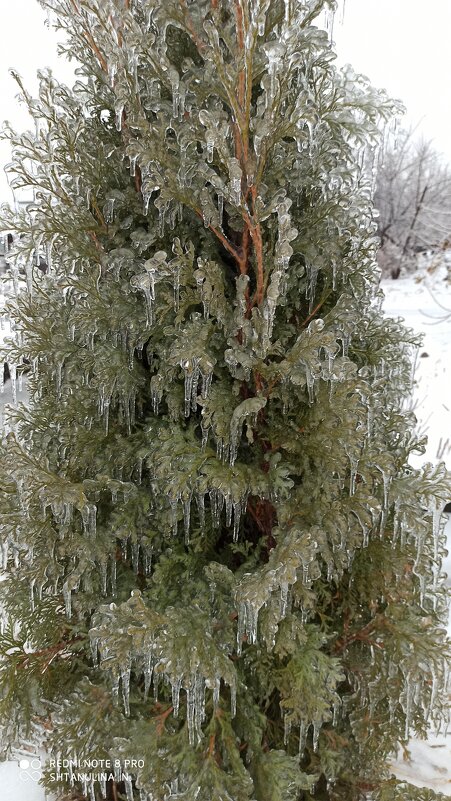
[0,758,49,801]
[382,259,451,794]
[382,261,451,470]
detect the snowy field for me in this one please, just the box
[0,266,451,798]
[382,262,451,794]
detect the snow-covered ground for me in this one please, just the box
[382,263,451,470]
[382,262,451,795]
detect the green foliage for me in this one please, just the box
[0,0,450,800]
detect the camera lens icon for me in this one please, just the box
[19,757,42,782]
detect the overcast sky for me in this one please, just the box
[1,0,451,200]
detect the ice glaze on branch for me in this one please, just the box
[67,0,108,72]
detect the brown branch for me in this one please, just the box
[300,296,328,328]
[241,226,250,274]
[90,195,108,231]
[333,616,385,654]
[89,231,105,255]
[68,0,108,72]
[194,208,241,262]
[134,165,142,195]
[18,637,81,673]
[234,0,246,112]
[155,705,174,735]
[247,187,264,305]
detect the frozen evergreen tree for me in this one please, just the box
[0,1,450,800]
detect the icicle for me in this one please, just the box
[170,71,181,118]
[403,673,413,740]
[332,259,337,291]
[124,775,134,801]
[201,425,209,450]
[99,561,107,595]
[230,680,236,718]
[81,503,97,537]
[347,451,359,496]
[116,106,124,132]
[113,756,122,780]
[213,676,221,708]
[196,492,205,532]
[236,601,259,653]
[104,396,110,434]
[9,363,17,405]
[233,500,242,542]
[284,716,292,745]
[431,499,442,561]
[181,358,199,417]
[340,0,346,25]
[209,489,221,529]
[262,42,286,98]
[186,685,195,745]
[194,674,206,738]
[144,548,152,576]
[132,272,155,328]
[132,541,140,573]
[122,668,131,716]
[169,498,179,536]
[200,361,214,398]
[104,198,116,224]
[304,364,315,405]
[130,155,138,177]
[144,655,153,700]
[150,374,164,414]
[325,5,335,42]
[62,581,72,619]
[280,582,289,616]
[205,132,215,163]
[159,204,166,237]
[229,397,267,467]
[217,192,224,228]
[29,578,36,612]
[90,636,99,667]
[183,496,191,543]
[172,676,183,717]
[312,720,321,752]
[299,721,308,755]
[222,494,231,528]
[228,158,242,205]
[143,193,151,215]
[333,699,341,726]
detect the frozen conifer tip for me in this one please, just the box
[0,1,450,800]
